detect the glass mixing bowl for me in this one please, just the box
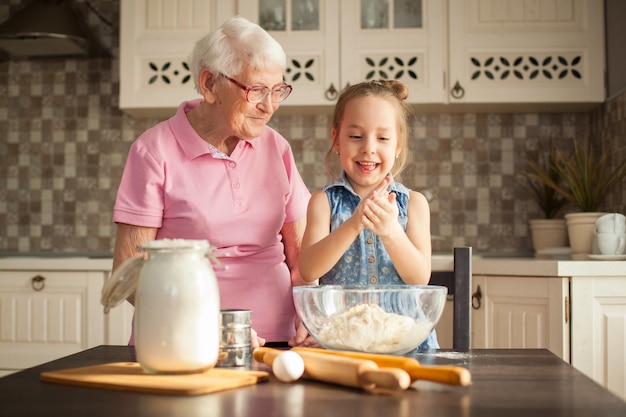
[293,285,447,355]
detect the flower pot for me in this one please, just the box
[529,219,568,252]
[565,212,606,259]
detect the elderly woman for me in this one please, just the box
[112,16,312,348]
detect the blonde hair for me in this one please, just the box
[325,79,412,180]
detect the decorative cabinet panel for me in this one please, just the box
[0,271,104,372]
[471,275,570,361]
[0,265,134,376]
[119,0,605,116]
[119,0,236,118]
[571,276,626,401]
[236,0,339,106]
[105,297,134,346]
[447,0,605,105]
[237,0,446,105]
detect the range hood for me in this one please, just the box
[0,0,108,59]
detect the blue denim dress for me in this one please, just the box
[320,173,439,350]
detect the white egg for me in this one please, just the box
[272,350,305,382]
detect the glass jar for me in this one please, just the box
[102,239,220,374]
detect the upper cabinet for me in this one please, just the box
[119,0,235,118]
[237,0,446,106]
[447,0,605,108]
[119,0,605,117]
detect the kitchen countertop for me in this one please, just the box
[0,256,114,271]
[0,255,455,274]
[1,345,624,417]
[0,256,455,272]
[472,256,626,277]
[1,253,623,277]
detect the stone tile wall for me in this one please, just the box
[1,0,624,255]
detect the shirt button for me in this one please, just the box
[233,182,240,189]
[229,161,236,168]
[370,277,377,284]
[366,237,373,244]
[368,256,375,263]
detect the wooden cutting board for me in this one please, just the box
[40,362,269,396]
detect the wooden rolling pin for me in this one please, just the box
[254,347,411,394]
[293,347,472,386]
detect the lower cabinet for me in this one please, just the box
[469,270,626,401]
[570,276,626,401]
[0,267,134,376]
[471,275,570,362]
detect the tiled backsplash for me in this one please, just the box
[1,0,625,255]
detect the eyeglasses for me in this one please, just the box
[221,73,293,104]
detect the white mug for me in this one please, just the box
[596,213,626,234]
[595,232,626,255]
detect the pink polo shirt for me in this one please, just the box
[113,99,310,342]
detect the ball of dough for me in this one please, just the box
[272,351,305,382]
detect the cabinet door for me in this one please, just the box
[472,275,569,360]
[435,297,454,348]
[447,0,604,106]
[238,0,340,105]
[571,276,626,401]
[340,0,446,104]
[0,271,104,370]
[119,0,236,118]
[101,271,135,345]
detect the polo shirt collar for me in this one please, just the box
[169,99,257,161]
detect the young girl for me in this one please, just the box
[298,79,437,349]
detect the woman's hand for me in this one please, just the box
[251,328,266,349]
[288,316,322,347]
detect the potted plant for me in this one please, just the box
[519,140,569,254]
[532,137,626,258]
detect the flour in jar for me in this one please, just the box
[317,304,431,353]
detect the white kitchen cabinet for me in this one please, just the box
[237,0,446,105]
[471,275,570,361]
[0,270,103,374]
[119,0,236,118]
[119,0,605,117]
[570,276,626,401]
[472,258,626,401]
[0,259,133,376]
[447,0,604,106]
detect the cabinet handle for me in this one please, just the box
[451,80,465,99]
[471,285,482,310]
[325,83,338,101]
[31,275,45,292]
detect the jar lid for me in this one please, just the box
[142,238,212,251]
[100,239,218,313]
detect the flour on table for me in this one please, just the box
[317,304,431,353]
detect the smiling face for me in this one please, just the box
[332,95,401,196]
[210,65,285,140]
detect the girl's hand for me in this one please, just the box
[351,176,393,229]
[363,191,401,237]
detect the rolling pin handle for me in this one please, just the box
[360,367,412,393]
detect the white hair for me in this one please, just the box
[190,16,287,93]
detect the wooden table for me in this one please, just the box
[0,346,624,417]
